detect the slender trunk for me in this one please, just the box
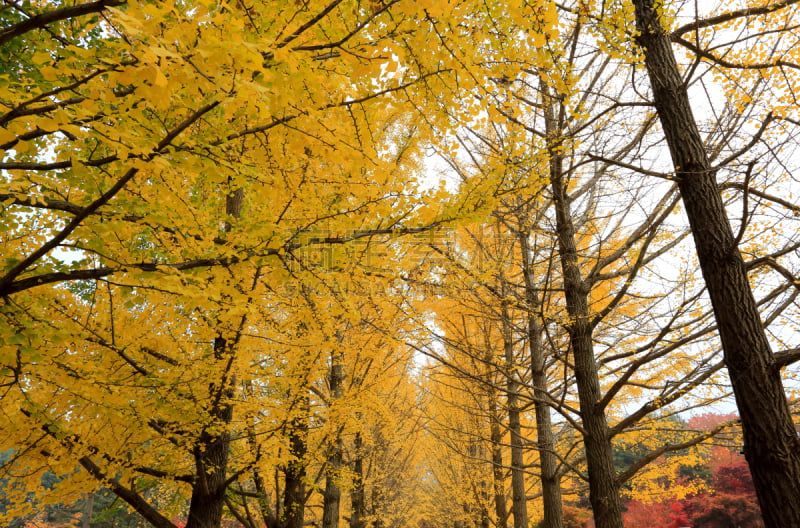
[370,486,384,528]
[252,465,277,528]
[245,381,279,528]
[501,308,528,528]
[544,88,623,528]
[488,389,508,528]
[350,431,366,528]
[246,421,278,528]
[466,441,491,528]
[321,442,343,528]
[275,468,282,522]
[632,2,800,526]
[480,507,490,528]
[186,337,234,528]
[477,443,491,528]
[81,493,94,528]
[519,232,564,528]
[479,496,491,528]
[284,394,309,528]
[323,356,345,528]
[186,183,245,528]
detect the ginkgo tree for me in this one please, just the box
[0,1,556,528]
[414,2,800,527]
[3,1,800,528]
[627,1,800,526]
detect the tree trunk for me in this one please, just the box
[519,232,564,528]
[186,336,234,528]
[252,465,277,528]
[545,89,624,528]
[81,493,94,528]
[476,442,491,528]
[466,441,491,528]
[284,393,309,528]
[370,485,384,528]
[323,355,345,528]
[479,505,490,528]
[185,181,247,528]
[501,308,528,528]
[488,388,508,528]
[350,431,367,528]
[632,2,800,526]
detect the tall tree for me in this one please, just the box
[631,1,800,526]
[2,0,535,525]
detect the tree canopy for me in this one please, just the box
[1,1,799,528]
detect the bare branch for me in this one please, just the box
[0,0,125,46]
[671,0,800,39]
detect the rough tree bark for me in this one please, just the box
[185,187,244,528]
[544,86,624,528]
[284,393,309,528]
[631,2,800,527]
[487,378,509,528]
[350,430,367,528]
[519,231,564,528]
[501,307,529,528]
[185,335,235,528]
[322,353,345,528]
